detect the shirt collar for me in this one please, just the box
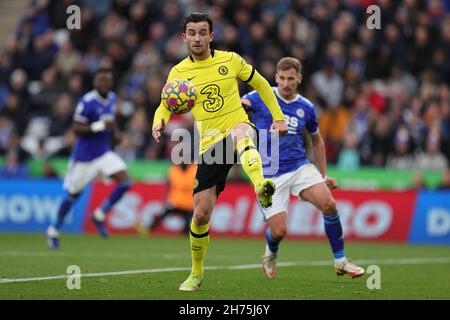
[189,49,215,62]
[94,90,111,105]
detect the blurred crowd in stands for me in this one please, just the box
[0,0,449,184]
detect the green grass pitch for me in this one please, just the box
[0,233,449,299]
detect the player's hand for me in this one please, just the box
[269,120,288,136]
[325,176,338,190]
[152,118,166,143]
[241,98,251,108]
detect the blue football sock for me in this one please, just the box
[323,212,345,259]
[100,181,131,214]
[265,227,280,254]
[54,195,78,230]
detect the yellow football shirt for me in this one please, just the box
[153,49,284,154]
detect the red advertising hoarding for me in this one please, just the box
[84,182,417,242]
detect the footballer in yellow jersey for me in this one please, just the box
[151,13,288,292]
[155,49,274,154]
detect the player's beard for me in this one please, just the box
[190,43,207,58]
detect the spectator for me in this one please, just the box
[48,93,74,137]
[115,133,137,162]
[7,130,30,164]
[311,57,344,109]
[81,0,113,18]
[1,93,28,135]
[0,130,30,179]
[66,73,84,102]
[360,115,393,167]
[23,32,58,81]
[386,127,415,170]
[30,67,60,114]
[0,0,449,171]
[0,151,29,179]
[9,68,31,111]
[414,127,448,171]
[337,130,360,171]
[55,41,81,78]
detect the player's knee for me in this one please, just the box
[271,223,287,240]
[231,124,252,141]
[193,202,212,225]
[269,215,287,239]
[321,198,337,214]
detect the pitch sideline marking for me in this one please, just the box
[1,257,450,284]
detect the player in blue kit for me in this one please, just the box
[46,68,132,249]
[241,57,364,279]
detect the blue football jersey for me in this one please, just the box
[242,87,319,177]
[71,90,116,162]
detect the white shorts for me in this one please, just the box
[261,163,325,220]
[63,151,127,194]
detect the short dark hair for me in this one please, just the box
[180,12,213,33]
[94,68,113,79]
[276,57,302,74]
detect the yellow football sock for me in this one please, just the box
[236,136,264,188]
[190,219,210,276]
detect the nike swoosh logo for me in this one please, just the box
[187,76,197,81]
[248,158,257,167]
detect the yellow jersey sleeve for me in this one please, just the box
[233,54,285,122]
[234,53,255,83]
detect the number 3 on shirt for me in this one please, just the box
[201,84,224,112]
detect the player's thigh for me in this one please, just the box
[299,183,336,214]
[230,122,257,145]
[290,163,335,213]
[63,161,98,194]
[195,154,233,198]
[96,151,128,179]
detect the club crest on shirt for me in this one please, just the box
[296,109,305,118]
[218,66,228,75]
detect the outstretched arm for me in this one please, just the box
[247,71,287,135]
[310,132,338,189]
[152,68,176,143]
[152,105,171,143]
[72,119,115,136]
